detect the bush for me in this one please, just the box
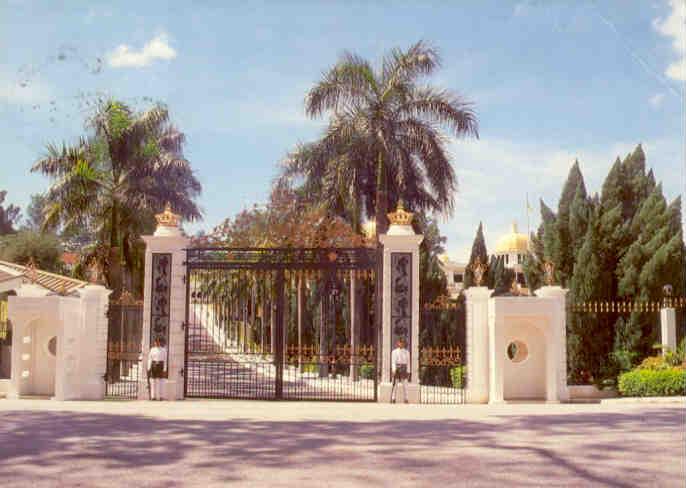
[450,365,466,388]
[360,364,375,380]
[618,368,686,397]
[637,356,671,371]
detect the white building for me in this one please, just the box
[438,255,467,298]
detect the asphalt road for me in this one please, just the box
[0,399,683,487]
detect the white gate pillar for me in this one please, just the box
[378,203,423,403]
[140,204,190,400]
[660,290,677,354]
[464,286,492,403]
[535,285,569,402]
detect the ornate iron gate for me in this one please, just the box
[105,293,143,399]
[419,295,466,404]
[184,247,378,401]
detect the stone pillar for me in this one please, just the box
[140,204,190,400]
[660,307,677,354]
[74,284,112,400]
[464,286,491,403]
[378,203,423,403]
[536,286,569,403]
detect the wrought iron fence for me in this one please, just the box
[105,294,143,399]
[0,300,10,379]
[419,295,466,404]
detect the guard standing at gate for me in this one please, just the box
[391,338,410,403]
[147,339,167,401]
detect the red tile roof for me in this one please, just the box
[0,260,87,294]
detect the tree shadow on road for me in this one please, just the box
[0,405,682,487]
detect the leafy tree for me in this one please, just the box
[281,41,478,237]
[32,100,202,294]
[463,222,489,288]
[567,207,613,384]
[22,193,52,231]
[0,230,63,272]
[416,213,448,306]
[490,256,515,296]
[554,160,587,286]
[0,191,20,235]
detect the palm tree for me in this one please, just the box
[281,41,478,235]
[33,99,201,293]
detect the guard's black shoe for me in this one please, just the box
[391,399,396,404]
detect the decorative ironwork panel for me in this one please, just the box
[150,254,171,368]
[390,252,412,377]
[186,247,376,270]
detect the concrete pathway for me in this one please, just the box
[0,399,683,487]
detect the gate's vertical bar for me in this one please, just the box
[274,268,285,399]
[183,249,190,399]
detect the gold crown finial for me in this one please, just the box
[387,201,413,226]
[472,256,486,287]
[155,202,180,228]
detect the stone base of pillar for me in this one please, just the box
[76,379,105,400]
[466,387,489,404]
[163,379,183,400]
[378,382,420,403]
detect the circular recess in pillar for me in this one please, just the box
[47,336,57,356]
[506,340,528,363]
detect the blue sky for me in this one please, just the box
[1,0,684,260]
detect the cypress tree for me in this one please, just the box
[463,222,489,288]
[568,186,593,253]
[556,160,587,286]
[568,207,613,383]
[616,185,684,360]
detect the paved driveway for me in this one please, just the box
[0,399,683,487]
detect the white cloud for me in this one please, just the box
[653,0,685,81]
[108,34,176,68]
[649,92,665,108]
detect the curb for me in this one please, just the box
[600,396,686,404]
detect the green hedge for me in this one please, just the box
[450,366,466,389]
[360,364,375,380]
[618,368,686,397]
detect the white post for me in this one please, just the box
[140,205,190,400]
[536,285,569,403]
[378,203,423,403]
[464,286,492,403]
[660,307,677,355]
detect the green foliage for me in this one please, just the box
[360,364,375,380]
[618,367,685,397]
[463,222,489,289]
[0,230,63,272]
[33,99,202,295]
[611,316,642,373]
[490,256,515,296]
[450,365,466,388]
[0,191,21,236]
[280,41,478,235]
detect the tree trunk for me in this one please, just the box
[108,202,122,297]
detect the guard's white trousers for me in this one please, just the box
[391,377,409,402]
[151,378,164,400]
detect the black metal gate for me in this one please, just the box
[419,295,466,404]
[184,247,378,401]
[105,293,143,399]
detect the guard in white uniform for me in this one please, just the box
[147,339,167,400]
[391,338,410,403]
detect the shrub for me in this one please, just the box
[450,365,466,388]
[360,364,375,380]
[637,356,670,371]
[618,368,686,397]
[301,363,318,374]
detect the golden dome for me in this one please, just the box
[494,222,529,255]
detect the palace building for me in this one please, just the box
[439,221,530,298]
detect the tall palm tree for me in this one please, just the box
[33,99,202,293]
[281,41,478,235]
